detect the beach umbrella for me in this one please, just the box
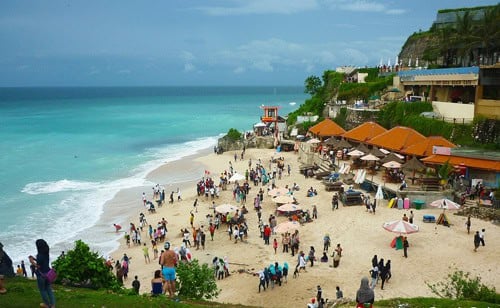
[360,154,380,161]
[382,220,419,235]
[355,143,370,154]
[382,161,402,169]
[334,139,352,149]
[380,153,404,164]
[369,147,386,158]
[324,137,338,146]
[277,203,302,213]
[274,221,301,234]
[402,156,426,184]
[268,187,290,197]
[215,204,239,214]
[306,138,321,144]
[272,195,295,204]
[347,149,365,156]
[429,198,461,210]
[228,172,245,182]
[254,122,267,128]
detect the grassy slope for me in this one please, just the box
[2,277,498,308]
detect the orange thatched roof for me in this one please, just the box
[402,136,456,156]
[422,155,500,172]
[308,118,346,137]
[367,126,426,152]
[342,121,387,143]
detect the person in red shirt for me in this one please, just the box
[263,225,271,245]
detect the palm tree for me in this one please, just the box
[472,5,500,65]
[453,10,476,66]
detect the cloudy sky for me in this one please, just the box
[0,0,497,86]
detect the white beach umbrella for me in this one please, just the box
[254,122,267,128]
[272,195,295,204]
[268,187,290,197]
[306,138,321,144]
[274,221,301,234]
[382,161,402,169]
[347,149,365,156]
[375,185,384,200]
[277,203,302,213]
[383,220,419,235]
[215,204,239,214]
[228,172,245,182]
[360,154,380,161]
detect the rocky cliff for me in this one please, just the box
[217,135,275,152]
[398,32,436,66]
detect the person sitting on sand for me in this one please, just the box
[356,277,375,308]
[151,270,163,296]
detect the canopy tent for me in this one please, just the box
[228,172,246,182]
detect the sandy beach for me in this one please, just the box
[110,147,500,307]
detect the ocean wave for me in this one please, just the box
[22,179,102,195]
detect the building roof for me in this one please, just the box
[308,118,346,137]
[402,136,457,157]
[421,154,500,172]
[367,126,427,152]
[342,121,387,143]
[398,66,479,77]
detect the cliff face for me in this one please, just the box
[398,33,436,66]
[217,135,275,152]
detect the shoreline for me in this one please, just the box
[103,147,499,307]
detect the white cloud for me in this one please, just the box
[196,0,318,16]
[325,0,406,15]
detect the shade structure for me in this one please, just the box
[228,172,245,182]
[382,161,402,169]
[382,220,419,234]
[324,137,338,145]
[334,139,352,149]
[274,221,301,234]
[369,147,386,158]
[215,204,239,214]
[379,153,405,164]
[308,118,346,138]
[268,187,290,197]
[355,143,370,154]
[254,122,267,128]
[360,153,380,161]
[347,149,365,156]
[306,138,321,144]
[277,203,302,213]
[429,198,461,210]
[402,156,426,171]
[272,195,295,204]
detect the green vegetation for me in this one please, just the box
[426,269,499,303]
[225,128,242,141]
[52,240,120,290]
[1,276,244,307]
[438,5,496,14]
[176,259,220,300]
[422,4,500,66]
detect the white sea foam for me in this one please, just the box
[9,136,218,264]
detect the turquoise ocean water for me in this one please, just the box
[0,86,306,263]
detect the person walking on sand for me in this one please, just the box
[189,211,195,227]
[409,211,414,224]
[479,228,485,246]
[193,199,198,213]
[177,188,182,201]
[273,238,278,254]
[403,237,409,258]
[160,242,178,299]
[465,216,471,234]
[474,231,481,252]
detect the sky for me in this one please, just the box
[0,0,498,87]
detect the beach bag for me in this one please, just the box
[42,268,57,284]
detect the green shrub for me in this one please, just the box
[176,259,220,300]
[427,269,499,303]
[52,240,120,290]
[226,128,242,141]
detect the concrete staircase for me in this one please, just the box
[462,199,478,207]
